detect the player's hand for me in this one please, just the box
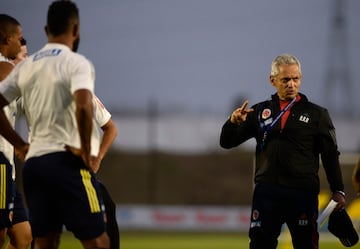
[331,191,346,211]
[91,156,101,174]
[65,145,95,172]
[230,100,254,125]
[14,143,29,161]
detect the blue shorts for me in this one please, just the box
[0,152,14,230]
[23,151,106,240]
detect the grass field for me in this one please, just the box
[57,231,359,249]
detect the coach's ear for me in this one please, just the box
[269,76,275,86]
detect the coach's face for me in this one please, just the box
[270,64,301,101]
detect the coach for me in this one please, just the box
[220,53,346,249]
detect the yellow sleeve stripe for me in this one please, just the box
[80,169,101,213]
[0,164,6,209]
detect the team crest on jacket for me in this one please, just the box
[261,108,271,119]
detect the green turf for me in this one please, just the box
[57,231,358,249]
[120,232,248,249]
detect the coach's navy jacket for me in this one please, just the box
[220,93,344,194]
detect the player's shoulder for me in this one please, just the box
[66,50,91,63]
[72,52,95,69]
[35,43,91,64]
[56,50,94,75]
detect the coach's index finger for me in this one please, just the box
[240,100,248,111]
[230,100,254,124]
[239,100,254,114]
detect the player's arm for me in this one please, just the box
[0,94,28,160]
[0,59,28,160]
[352,157,360,196]
[74,89,93,168]
[93,118,118,173]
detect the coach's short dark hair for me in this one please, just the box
[47,0,79,36]
[0,14,21,42]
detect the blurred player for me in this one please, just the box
[220,53,346,249]
[6,38,33,249]
[0,1,109,248]
[87,96,119,249]
[68,95,119,249]
[15,38,119,249]
[92,96,119,249]
[0,14,32,249]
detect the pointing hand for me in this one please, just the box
[230,100,254,125]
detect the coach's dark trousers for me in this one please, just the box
[249,183,319,249]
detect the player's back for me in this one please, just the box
[15,43,95,159]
